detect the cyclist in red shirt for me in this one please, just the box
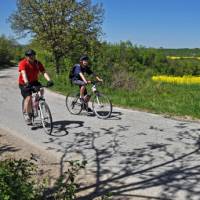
[18,49,53,124]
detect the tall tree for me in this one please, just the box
[9,0,104,74]
[0,35,17,66]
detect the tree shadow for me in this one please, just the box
[42,120,200,200]
[0,75,12,79]
[0,64,16,70]
[0,145,20,156]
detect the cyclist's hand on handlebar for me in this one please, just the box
[47,80,54,87]
[24,82,31,91]
[24,82,30,88]
[87,80,91,84]
[98,78,103,82]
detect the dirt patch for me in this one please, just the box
[0,127,62,185]
[0,127,100,199]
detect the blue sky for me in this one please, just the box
[1,0,200,48]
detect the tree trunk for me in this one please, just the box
[54,54,60,74]
[56,63,59,74]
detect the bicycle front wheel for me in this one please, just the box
[65,92,82,115]
[92,93,112,119]
[39,101,53,135]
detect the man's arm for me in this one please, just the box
[87,67,103,82]
[79,72,89,84]
[43,72,54,87]
[21,70,29,84]
[95,75,103,82]
[43,72,51,81]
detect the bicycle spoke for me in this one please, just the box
[39,101,53,135]
[66,93,82,115]
[92,93,112,119]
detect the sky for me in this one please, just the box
[1,0,200,48]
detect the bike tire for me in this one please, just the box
[65,92,82,115]
[92,93,112,119]
[39,101,53,135]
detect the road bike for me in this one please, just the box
[65,81,112,119]
[22,85,53,134]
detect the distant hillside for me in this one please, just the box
[157,48,200,57]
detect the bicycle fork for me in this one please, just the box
[38,101,45,121]
[95,93,103,108]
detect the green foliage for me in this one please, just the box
[52,160,87,200]
[0,35,19,67]
[28,38,200,119]
[9,0,104,73]
[33,38,200,120]
[0,159,89,200]
[0,159,41,200]
[159,48,200,57]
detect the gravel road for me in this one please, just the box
[1,67,200,200]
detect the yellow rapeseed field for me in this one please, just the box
[152,75,200,84]
[167,56,200,60]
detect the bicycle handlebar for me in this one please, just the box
[90,80,102,85]
[30,84,51,93]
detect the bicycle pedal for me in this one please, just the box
[86,107,93,112]
[39,96,45,101]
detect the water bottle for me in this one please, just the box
[92,85,96,92]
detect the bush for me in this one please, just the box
[50,160,87,200]
[0,159,42,200]
[0,159,88,200]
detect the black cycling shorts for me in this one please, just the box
[19,81,41,99]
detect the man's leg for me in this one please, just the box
[72,80,86,99]
[80,85,86,99]
[20,85,32,123]
[24,95,32,114]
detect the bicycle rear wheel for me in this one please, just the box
[39,101,53,135]
[65,92,82,115]
[92,93,112,119]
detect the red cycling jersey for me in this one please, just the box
[18,58,45,85]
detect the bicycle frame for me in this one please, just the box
[22,85,53,134]
[31,92,40,117]
[66,81,112,119]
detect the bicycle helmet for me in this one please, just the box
[25,49,36,56]
[80,55,89,61]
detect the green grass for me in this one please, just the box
[40,70,200,120]
[109,81,200,119]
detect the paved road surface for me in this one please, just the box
[1,67,200,200]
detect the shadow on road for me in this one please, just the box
[74,110,122,120]
[0,131,20,156]
[0,75,12,79]
[0,145,20,156]
[52,120,84,137]
[30,120,84,137]
[42,116,200,199]
[108,111,123,120]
